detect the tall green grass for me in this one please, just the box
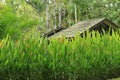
[0,30,120,80]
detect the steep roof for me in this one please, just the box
[48,18,119,38]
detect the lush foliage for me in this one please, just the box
[28,0,120,28]
[0,2,39,39]
[0,31,120,80]
[0,0,120,80]
[0,0,120,39]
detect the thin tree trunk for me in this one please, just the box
[74,3,77,23]
[46,0,50,29]
[53,0,57,29]
[98,0,102,17]
[58,0,61,27]
[37,0,40,23]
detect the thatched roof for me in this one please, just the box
[48,18,119,38]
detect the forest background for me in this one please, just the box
[0,0,120,39]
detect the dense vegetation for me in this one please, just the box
[0,0,120,80]
[0,0,120,38]
[0,1,38,39]
[0,31,120,80]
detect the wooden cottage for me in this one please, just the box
[46,18,119,38]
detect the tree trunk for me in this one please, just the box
[74,3,77,23]
[98,0,102,17]
[46,0,50,29]
[53,0,57,29]
[58,0,61,27]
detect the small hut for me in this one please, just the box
[47,18,119,38]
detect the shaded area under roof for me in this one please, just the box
[48,18,119,38]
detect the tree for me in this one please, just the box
[25,0,46,13]
[58,0,62,27]
[46,0,50,29]
[74,3,77,23]
[53,0,57,29]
